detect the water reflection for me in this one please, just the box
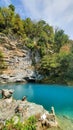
[13,84,34,100]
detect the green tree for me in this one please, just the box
[12,14,24,35]
[8,4,15,12]
[39,53,60,75]
[1,8,12,28]
[0,12,5,30]
[23,18,35,38]
[54,28,69,52]
[58,51,69,77]
[65,53,73,79]
[0,7,15,34]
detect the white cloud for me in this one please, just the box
[20,0,73,39]
[21,0,73,21]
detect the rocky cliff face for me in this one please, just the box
[0,34,41,83]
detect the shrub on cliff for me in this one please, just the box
[3,116,37,130]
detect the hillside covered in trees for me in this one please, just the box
[0,4,73,85]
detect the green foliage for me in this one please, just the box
[8,4,15,12]
[54,28,69,52]
[0,5,73,84]
[12,14,24,35]
[38,50,73,83]
[25,38,35,50]
[65,53,73,79]
[24,116,36,130]
[3,116,36,130]
[23,18,35,39]
[0,12,5,29]
[1,8,14,28]
[0,51,6,70]
[39,53,60,75]
[3,117,23,130]
[58,51,69,77]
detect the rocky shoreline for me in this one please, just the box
[0,89,58,129]
[0,91,73,130]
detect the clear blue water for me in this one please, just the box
[0,83,73,119]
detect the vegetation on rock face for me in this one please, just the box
[0,51,4,68]
[0,4,73,84]
[2,116,36,130]
[0,51,7,73]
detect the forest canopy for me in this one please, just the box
[0,4,73,84]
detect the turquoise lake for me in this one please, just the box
[0,83,73,119]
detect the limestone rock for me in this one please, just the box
[1,89,14,99]
[12,116,19,124]
[40,107,58,128]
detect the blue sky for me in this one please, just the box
[0,0,73,39]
